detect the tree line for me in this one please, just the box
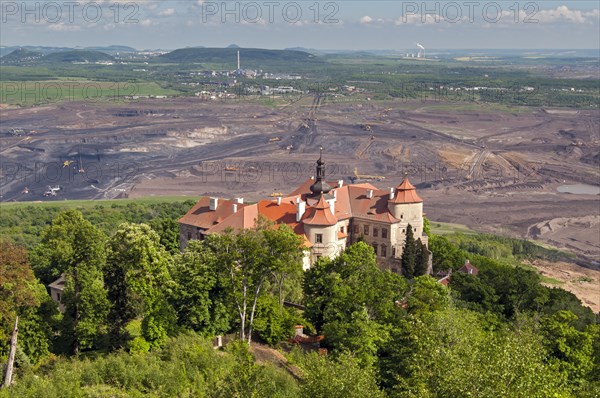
[1,209,598,397]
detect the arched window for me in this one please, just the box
[372,243,378,256]
[381,244,387,258]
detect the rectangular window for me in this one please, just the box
[57,293,61,301]
[392,247,396,257]
[340,226,345,233]
[373,228,378,238]
[382,228,388,239]
[187,232,192,240]
[353,224,359,234]
[364,225,369,235]
[315,234,323,244]
[372,243,378,255]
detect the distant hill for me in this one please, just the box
[81,45,137,54]
[159,47,322,69]
[0,45,135,58]
[0,49,114,65]
[284,47,323,56]
[0,48,44,65]
[42,50,114,63]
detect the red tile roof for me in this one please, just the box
[178,197,248,228]
[389,178,422,204]
[179,177,424,245]
[459,260,479,276]
[205,204,258,233]
[345,186,400,223]
[303,195,338,226]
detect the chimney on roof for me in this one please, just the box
[367,189,373,199]
[389,187,395,200]
[327,199,335,214]
[235,197,244,204]
[277,197,282,205]
[233,203,238,213]
[338,179,344,188]
[333,190,337,200]
[209,197,218,211]
[296,201,306,222]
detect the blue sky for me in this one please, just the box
[1,1,599,50]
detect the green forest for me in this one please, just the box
[0,201,598,397]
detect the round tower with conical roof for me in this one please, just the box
[387,177,425,246]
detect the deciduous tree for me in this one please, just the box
[105,223,174,348]
[29,210,110,354]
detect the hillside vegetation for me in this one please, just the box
[0,201,598,397]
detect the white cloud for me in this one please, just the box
[360,15,373,24]
[395,13,445,25]
[158,8,175,17]
[140,19,155,26]
[535,6,599,24]
[47,23,81,32]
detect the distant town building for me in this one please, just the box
[436,260,479,285]
[48,275,66,312]
[459,260,478,276]
[179,155,429,273]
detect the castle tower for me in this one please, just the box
[388,177,424,238]
[303,194,339,260]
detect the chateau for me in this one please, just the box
[179,155,428,273]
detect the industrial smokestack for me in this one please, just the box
[237,50,240,70]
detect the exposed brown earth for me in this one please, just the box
[525,259,600,313]
[1,97,598,269]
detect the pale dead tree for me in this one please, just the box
[2,316,18,388]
